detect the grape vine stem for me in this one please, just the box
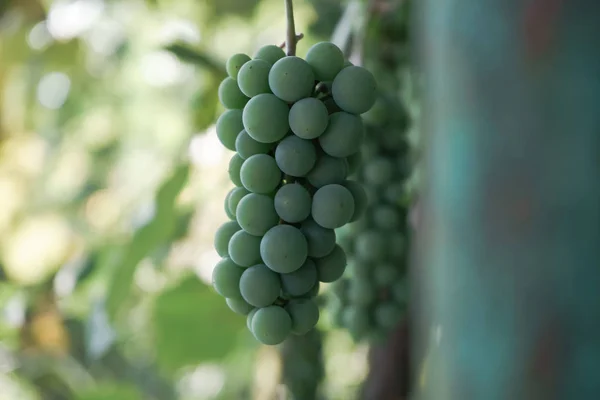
[284,0,301,56]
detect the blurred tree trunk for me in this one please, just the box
[414,1,600,399]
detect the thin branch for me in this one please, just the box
[284,0,298,56]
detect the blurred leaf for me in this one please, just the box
[152,275,244,374]
[75,383,142,400]
[164,43,226,77]
[106,163,190,321]
[85,300,116,361]
[191,77,220,132]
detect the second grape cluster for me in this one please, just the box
[212,41,376,345]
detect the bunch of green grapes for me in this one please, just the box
[211,42,377,345]
[326,83,412,342]
[280,328,324,400]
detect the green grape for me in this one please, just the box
[306,155,347,188]
[332,66,377,114]
[254,44,285,65]
[374,302,404,329]
[228,230,262,267]
[372,205,401,230]
[373,263,399,288]
[361,140,379,161]
[303,281,320,298]
[260,225,308,273]
[346,152,362,176]
[361,95,389,126]
[388,233,406,259]
[285,298,319,335]
[312,184,355,229]
[268,56,315,103]
[214,220,241,257]
[348,279,375,305]
[391,280,408,304]
[238,59,271,97]
[242,94,289,143]
[247,307,259,331]
[289,97,329,139]
[218,77,249,109]
[212,257,243,298]
[235,130,272,160]
[314,244,346,283]
[275,135,317,177]
[224,190,235,220]
[300,219,336,258]
[240,264,281,307]
[226,297,254,315]
[236,193,279,236]
[251,306,292,345]
[274,183,311,223]
[342,180,368,222]
[363,158,394,186]
[281,258,317,297]
[227,187,249,217]
[228,153,244,187]
[346,258,371,278]
[226,53,251,80]
[216,109,244,151]
[318,112,364,158]
[342,307,370,340]
[383,182,404,205]
[355,231,387,262]
[305,42,344,82]
[240,154,282,194]
[363,185,379,205]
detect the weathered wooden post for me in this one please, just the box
[414,1,600,399]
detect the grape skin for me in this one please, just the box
[319,112,364,158]
[254,44,285,65]
[312,184,355,229]
[216,109,243,151]
[251,306,292,345]
[238,59,271,98]
[306,155,347,188]
[274,183,312,223]
[240,154,282,194]
[268,56,315,103]
[305,41,344,82]
[300,219,336,258]
[342,180,369,222]
[228,230,262,267]
[228,154,244,187]
[275,135,317,177]
[247,308,259,331]
[227,187,249,217]
[332,66,377,114]
[285,298,320,335]
[260,225,308,274]
[243,94,290,143]
[281,258,318,297]
[235,130,273,160]
[214,220,241,257]
[239,264,281,307]
[236,193,279,236]
[226,297,254,315]
[226,53,251,80]
[314,244,347,283]
[289,98,329,139]
[224,190,235,220]
[212,257,243,298]
[218,77,249,109]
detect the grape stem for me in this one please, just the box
[284,0,302,56]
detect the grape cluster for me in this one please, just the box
[327,84,412,343]
[212,42,377,345]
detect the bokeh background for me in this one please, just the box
[0,0,378,399]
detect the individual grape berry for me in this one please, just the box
[275,135,317,177]
[251,306,292,345]
[373,263,399,288]
[227,187,249,217]
[274,183,311,223]
[254,44,286,65]
[348,279,376,305]
[319,112,364,157]
[303,281,320,298]
[242,94,289,143]
[289,98,329,139]
[228,230,262,267]
[239,264,281,307]
[247,308,259,331]
[314,244,347,283]
[372,205,401,230]
[306,155,347,188]
[374,302,403,329]
[342,180,368,222]
[238,59,271,97]
[260,225,308,273]
[226,53,251,80]
[228,153,244,187]
[235,130,273,160]
[305,41,344,82]
[212,257,243,298]
[355,231,387,262]
[285,298,320,335]
[312,184,355,229]
[281,258,318,297]
[268,56,315,103]
[363,158,394,186]
[332,66,377,114]
[218,77,249,109]
[214,220,241,257]
[226,297,254,315]
[343,307,370,340]
[240,154,282,194]
[300,219,336,258]
[216,109,243,151]
[236,193,279,236]
[224,190,235,220]
[383,182,404,205]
